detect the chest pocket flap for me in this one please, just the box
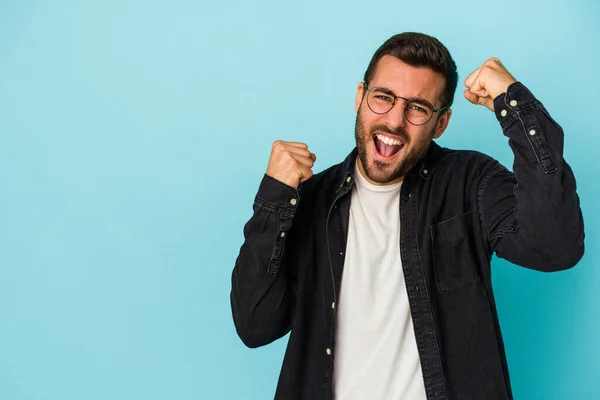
[430,212,482,294]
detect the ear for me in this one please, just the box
[433,108,452,139]
[355,82,366,113]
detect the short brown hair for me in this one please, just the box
[363,32,458,108]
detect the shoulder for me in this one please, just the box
[302,160,345,195]
[435,146,507,175]
[428,145,512,196]
[301,149,355,194]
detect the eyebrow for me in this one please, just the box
[371,86,434,109]
[409,98,434,109]
[372,87,396,96]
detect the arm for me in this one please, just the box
[477,82,584,271]
[231,141,316,348]
[231,175,299,348]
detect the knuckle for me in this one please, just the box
[272,140,284,151]
[480,65,492,74]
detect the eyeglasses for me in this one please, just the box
[364,84,450,126]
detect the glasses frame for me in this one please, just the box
[363,83,450,126]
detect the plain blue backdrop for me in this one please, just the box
[0,0,598,399]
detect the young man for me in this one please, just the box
[230,32,585,400]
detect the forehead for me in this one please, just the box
[369,55,446,106]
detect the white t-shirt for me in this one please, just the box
[332,161,427,400]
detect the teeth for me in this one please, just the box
[376,134,403,146]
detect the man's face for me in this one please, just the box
[354,55,452,185]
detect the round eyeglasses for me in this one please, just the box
[365,84,450,126]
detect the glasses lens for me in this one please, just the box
[367,89,394,114]
[406,100,433,125]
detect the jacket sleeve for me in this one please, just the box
[477,82,585,272]
[230,174,300,348]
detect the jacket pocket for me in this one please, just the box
[430,212,482,294]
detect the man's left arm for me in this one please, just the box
[465,58,585,271]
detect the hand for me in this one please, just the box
[266,140,317,189]
[464,58,517,112]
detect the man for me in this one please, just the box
[230,32,585,400]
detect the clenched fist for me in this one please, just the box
[266,141,317,189]
[464,57,517,112]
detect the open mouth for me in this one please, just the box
[373,133,404,159]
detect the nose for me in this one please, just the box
[382,100,407,129]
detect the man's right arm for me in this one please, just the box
[230,141,316,348]
[230,175,300,348]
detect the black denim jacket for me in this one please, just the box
[230,82,585,400]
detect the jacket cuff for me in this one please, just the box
[493,81,540,123]
[255,174,300,217]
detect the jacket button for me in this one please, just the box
[331,302,335,309]
[290,198,297,206]
[509,99,518,107]
[423,169,429,175]
[280,232,286,238]
[326,348,331,355]
[529,129,536,136]
[500,109,507,117]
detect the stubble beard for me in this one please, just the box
[354,112,432,184]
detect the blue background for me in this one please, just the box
[0,0,598,399]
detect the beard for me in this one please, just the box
[354,111,434,184]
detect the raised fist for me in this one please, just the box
[266,141,317,189]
